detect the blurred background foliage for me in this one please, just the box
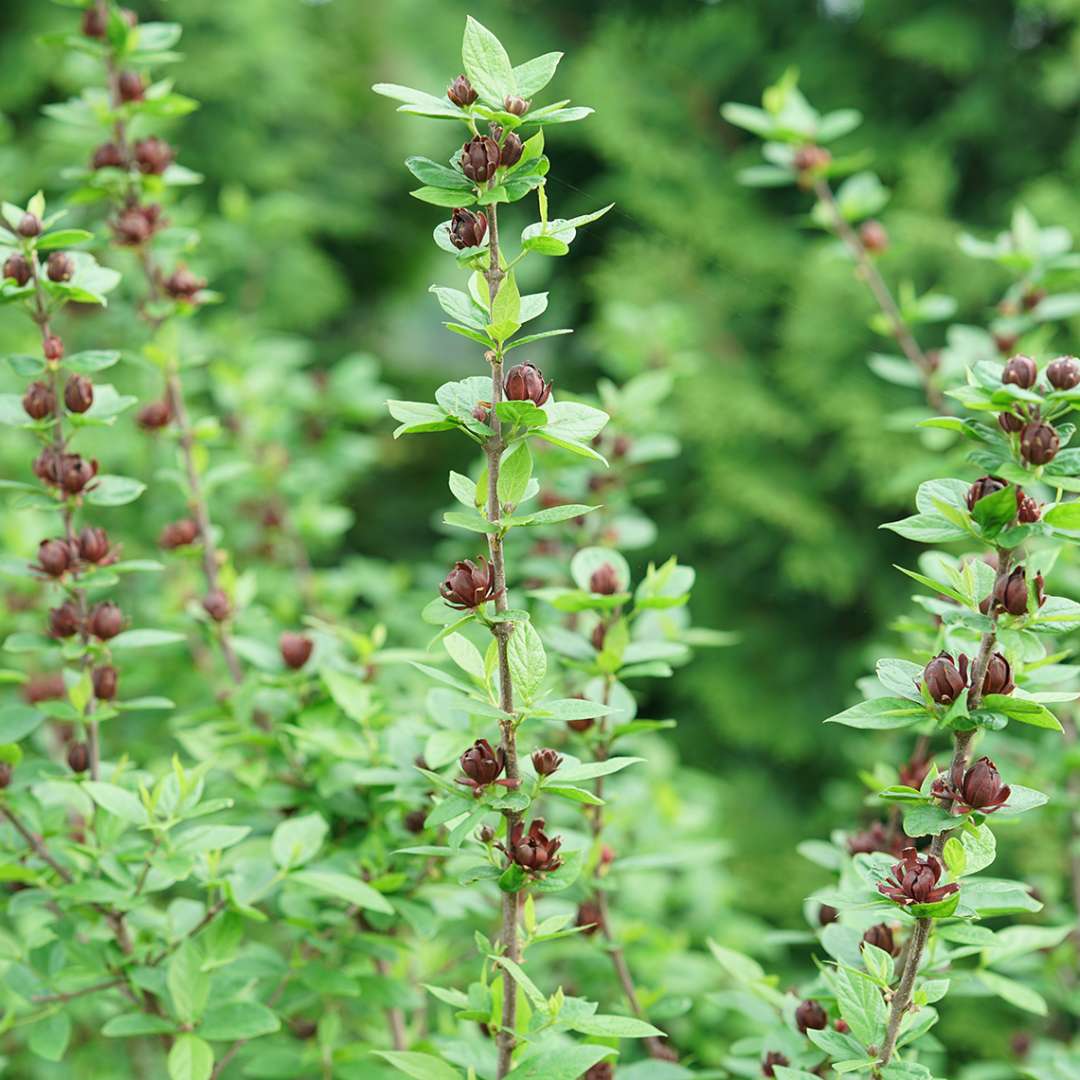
[1,0,1079,1069]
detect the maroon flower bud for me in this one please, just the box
[589,563,621,596]
[847,821,893,856]
[17,213,42,238]
[1015,489,1040,524]
[835,1019,850,1034]
[503,95,531,116]
[499,131,524,168]
[448,207,488,250]
[457,737,520,797]
[447,75,478,107]
[500,818,563,873]
[999,411,1024,434]
[504,362,552,406]
[67,743,90,774]
[460,136,501,183]
[817,904,839,926]
[584,1065,614,1080]
[898,754,932,791]
[862,923,899,956]
[1022,287,1046,311]
[3,253,32,287]
[966,475,1006,511]
[794,145,831,172]
[159,518,199,549]
[137,399,172,431]
[471,403,490,424]
[1047,355,1080,391]
[22,381,55,420]
[164,265,206,300]
[568,716,595,733]
[89,601,124,640]
[591,622,607,651]
[981,652,1014,696]
[117,70,145,103]
[762,1052,790,1078]
[859,219,888,254]
[531,748,562,776]
[64,374,93,414]
[36,539,73,578]
[403,808,427,834]
[795,999,827,1034]
[82,6,108,37]
[1020,421,1060,465]
[994,331,1019,355]
[991,566,1032,616]
[48,601,81,638]
[478,825,496,843]
[46,252,75,283]
[91,141,126,170]
[0,762,11,788]
[202,589,231,622]
[1002,355,1037,389]
[439,556,498,610]
[92,665,118,701]
[924,648,967,708]
[78,526,111,564]
[112,203,165,246]
[43,336,64,362]
[576,900,604,935]
[134,136,174,176]
[878,847,959,907]
[22,672,66,704]
[958,756,1011,813]
[280,632,314,670]
[59,455,98,495]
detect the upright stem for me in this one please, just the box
[481,203,520,1079]
[877,545,1008,1070]
[812,179,943,411]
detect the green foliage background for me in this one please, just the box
[1,0,1079,1071]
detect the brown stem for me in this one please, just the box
[1063,715,1080,932]
[481,202,520,1080]
[812,179,944,411]
[33,977,124,1004]
[375,956,408,1050]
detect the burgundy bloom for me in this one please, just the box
[504,362,552,407]
[17,213,42,238]
[280,632,314,670]
[966,475,1007,511]
[78,526,113,564]
[457,737,519,797]
[980,652,1014,696]
[530,747,562,776]
[67,743,90,774]
[499,131,524,168]
[22,672,66,704]
[1020,421,1059,466]
[91,142,126,170]
[898,753,932,791]
[447,75,478,107]
[793,145,830,173]
[861,923,899,956]
[88,601,124,640]
[202,589,231,622]
[64,374,94,414]
[439,556,498,610]
[922,652,966,705]
[82,7,108,37]
[576,900,604,935]
[92,665,118,701]
[164,265,207,301]
[137,399,172,430]
[500,817,563,874]
[1002,355,1037,389]
[47,252,75,283]
[795,999,827,1034]
[846,821,898,856]
[878,847,959,907]
[112,203,166,246]
[34,539,75,578]
[48,601,81,639]
[159,519,199,549]
[589,563,621,596]
[448,207,488,250]
[990,566,1032,616]
[952,757,1011,814]
[817,904,839,926]
[859,219,888,253]
[43,336,64,362]
[1047,355,1080,391]
[4,253,32,287]
[1015,489,1041,524]
[503,95,531,116]
[999,411,1024,434]
[762,1052,790,1078]
[134,136,174,175]
[460,136,500,183]
[117,70,145,103]
[22,381,56,421]
[59,455,98,495]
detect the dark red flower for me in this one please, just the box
[4,253,32,287]
[82,7,108,37]
[78,526,113,564]
[35,539,75,578]
[448,208,488,250]
[846,821,898,856]
[134,136,174,175]
[88,601,124,640]
[67,743,90,773]
[990,566,1032,616]
[589,563,621,596]
[859,219,888,254]
[17,213,41,238]
[762,1052,790,1078]
[447,75,478,107]
[164,265,207,301]
[47,252,75,283]
[499,131,524,167]
[954,757,1011,814]
[1015,489,1041,524]
[504,362,551,406]
[500,817,563,873]
[576,900,604,935]
[1002,355,1037,389]
[966,475,1006,511]
[439,556,498,610]
[861,923,899,956]
[531,748,562,776]
[1047,356,1080,390]
[92,665,118,701]
[817,904,839,926]
[457,738,519,797]
[59,455,98,495]
[112,203,166,246]
[117,70,145,103]
[795,999,827,1034]
[137,399,173,430]
[22,672,66,704]
[1020,421,1059,466]
[503,95,530,116]
[22,381,55,420]
[280,632,314,670]
[878,847,958,907]
[159,519,199,549]
[898,753,932,791]
[43,336,64,362]
[793,145,830,174]
[999,411,1025,434]
[64,374,94,414]
[202,589,231,622]
[922,652,966,705]
[48,601,81,639]
[460,136,500,183]
[91,142,126,170]
[980,652,1014,696]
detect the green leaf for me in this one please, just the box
[881,513,969,543]
[971,484,1019,536]
[979,694,1063,731]
[503,1046,614,1080]
[371,83,463,121]
[1044,500,1080,530]
[29,1011,71,1062]
[497,442,532,506]
[824,697,927,730]
[103,1013,177,1037]
[568,1014,664,1038]
[83,781,145,825]
[198,1002,281,1041]
[109,628,186,650]
[544,784,603,806]
[372,1051,463,1080]
[507,620,546,703]
[85,474,146,507]
[556,757,643,783]
[271,813,328,868]
[488,271,521,342]
[167,942,210,1025]
[0,704,43,743]
[977,970,1048,1016]
[513,52,562,97]
[167,1034,214,1080]
[405,156,472,190]
[411,186,474,208]
[292,868,394,914]
[462,16,516,106]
